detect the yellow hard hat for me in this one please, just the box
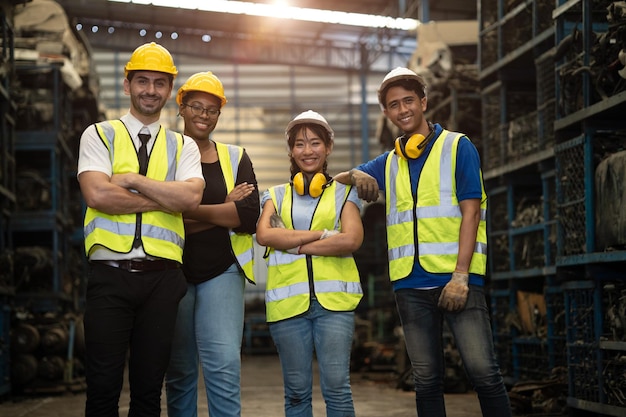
[124,42,178,79]
[176,71,227,107]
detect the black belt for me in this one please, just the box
[92,259,180,272]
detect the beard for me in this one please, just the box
[131,93,166,117]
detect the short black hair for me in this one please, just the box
[379,78,426,109]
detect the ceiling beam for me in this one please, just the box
[78,23,412,72]
[55,0,415,72]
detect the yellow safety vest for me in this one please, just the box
[83,120,185,262]
[384,129,487,281]
[264,181,363,322]
[215,141,255,283]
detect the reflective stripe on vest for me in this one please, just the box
[385,130,487,280]
[215,142,255,283]
[83,120,185,262]
[385,149,415,280]
[264,182,363,322]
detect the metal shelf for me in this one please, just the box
[552,0,581,19]
[480,0,535,34]
[556,251,626,266]
[10,62,76,314]
[566,398,626,417]
[16,131,73,161]
[554,90,626,132]
[466,1,626,413]
[11,211,69,231]
[491,266,556,281]
[480,28,554,80]
[483,146,554,180]
[0,6,15,397]
[0,185,15,202]
[12,292,73,314]
[599,340,626,351]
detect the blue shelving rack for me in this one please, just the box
[552,1,626,415]
[479,0,562,387]
[0,3,15,397]
[481,0,626,415]
[11,62,74,313]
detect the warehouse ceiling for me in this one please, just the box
[16,0,479,193]
[53,0,477,71]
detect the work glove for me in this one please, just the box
[271,214,337,238]
[269,214,300,254]
[270,214,338,252]
[320,229,340,239]
[349,170,379,203]
[287,229,337,253]
[437,271,469,312]
[269,213,286,228]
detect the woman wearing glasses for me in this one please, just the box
[166,71,260,417]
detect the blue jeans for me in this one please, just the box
[166,264,245,417]
[395,286,512,417]
[269,299,356,417]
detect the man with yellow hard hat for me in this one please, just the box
[77,42,204,417]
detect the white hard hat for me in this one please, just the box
[285,110,334,140]
[378,67,427,106]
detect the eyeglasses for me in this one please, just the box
[182,103,221,118]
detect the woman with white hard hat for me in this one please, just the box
[256,110,364,417]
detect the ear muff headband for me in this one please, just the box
[292,172,329,198]
[394,123,435,160]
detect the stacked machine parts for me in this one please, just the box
[480,0,626,415]
[0,0,100,395]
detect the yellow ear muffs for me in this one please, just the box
[292,172,328,198]
[308,173,327,198]
[394,123,435,160]
[292,172,306,195]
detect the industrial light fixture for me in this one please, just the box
[107,0,419,31]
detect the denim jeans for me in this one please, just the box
[395,285,512,417]
[166,263,245,417]
[269,299,356,417]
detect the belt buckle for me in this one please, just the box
[128,259,146,272]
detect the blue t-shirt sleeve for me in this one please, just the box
[455,137,483,202]
[346,186,362,211]
[355,151,390,191]
[260,189,272,207]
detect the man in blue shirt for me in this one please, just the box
[335,67,511,417]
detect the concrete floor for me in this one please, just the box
[0,353,483,417]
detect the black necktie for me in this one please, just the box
[134,130,150,248]
[137,131,151,175]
